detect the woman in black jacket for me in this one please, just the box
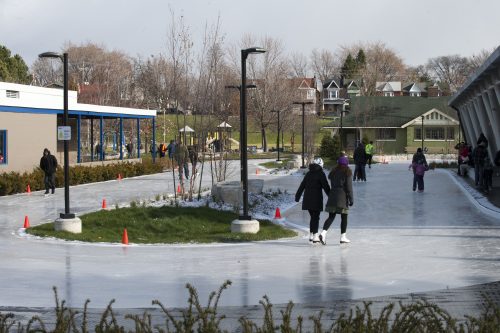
[295,158,330,243]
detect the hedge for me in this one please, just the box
[0,159,164,196]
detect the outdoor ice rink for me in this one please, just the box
[0,161,499,311]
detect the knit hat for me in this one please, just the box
[338,156,349,166]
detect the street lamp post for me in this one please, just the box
[339,108,349,149]
[421,115,424,150]
[293,101,313,168]
[39,51,81,233]
[239,47,265,221]
[276,110,281,162]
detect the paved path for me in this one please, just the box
[0,161,499,323]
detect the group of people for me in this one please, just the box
[295,154,353,245]
[456,133,496,193]
[155,139,200,182]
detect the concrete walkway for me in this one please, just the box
[0,161,499,329]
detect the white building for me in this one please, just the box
[0,82,157,173]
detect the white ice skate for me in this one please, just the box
[340,233,350,244]
[319,230,327,245]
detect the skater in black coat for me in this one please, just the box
[295,158,330,243]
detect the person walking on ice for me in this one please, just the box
[319,155,354,245]
[295,158,330,244]
[410,147,429,192]
[40,148,58,195]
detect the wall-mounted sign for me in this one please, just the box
[57,126,71,141]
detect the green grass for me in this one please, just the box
[26,206,297,244]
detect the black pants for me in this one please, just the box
[413,174,424,191]
[44,173,55,192]
[366,154,373,167]
[322,213,348,233]
[308,210,320,233]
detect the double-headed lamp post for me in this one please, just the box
[236,47,266,228]
[39,52,81,233]
[293,101,313,168]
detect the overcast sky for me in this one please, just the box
[1,0,499,68]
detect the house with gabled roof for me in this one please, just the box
[375,81,402,97]
[402,82,427,97]
[323,96,460,154]
[291,77,321,115]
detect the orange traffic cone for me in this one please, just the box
[23,215,30,228]
[117,173,122,181]
[177,184,181,193]
[102,199,107,209]
[274,207,282,219]
[26,185,31,194]
[122,228,129,245]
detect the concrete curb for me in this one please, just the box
[440,169,500,220]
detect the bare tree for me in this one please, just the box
[240,35,296,152]
[426,55,472,93]
[338,42,406,95]
[309,48,339,82]
[468,48,495,72]
[290,52,309,77]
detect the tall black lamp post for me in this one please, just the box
[39,52,75,220]
[274,110,281,162]
[240,47,265,220]
[421,115,424,151]
[293,101,313,168]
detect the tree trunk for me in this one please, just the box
[261,127,267,152]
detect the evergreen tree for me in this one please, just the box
[0,45,30,84]
[319,134,341,162]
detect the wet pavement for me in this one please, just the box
[0,160,499,328]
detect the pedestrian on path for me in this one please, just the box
[39,148,57,195]
[365,141,375,168]
[353,142,367,181]
[319,155,353,245]
[174,140,190,181]
[295,158,330,244]
[410,148,428,192]
[472,142,487,188]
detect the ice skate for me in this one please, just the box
[319,230,327,245]
[340,233,350,244]
[312,233,320,243]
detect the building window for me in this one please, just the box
[0,130,6,164]
[384,92,394,97]
[328,89,338,99]
[414,128,422,140]
[415,127,455,140]
[376,128,396,140]
[307,89,315,100]
[410,92,421,97]
[6,90,19,98]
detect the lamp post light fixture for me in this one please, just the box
[230,47,265,233]
[292,101,313,168]
[39,51,81,233]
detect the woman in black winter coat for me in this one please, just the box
[295,158,330,243]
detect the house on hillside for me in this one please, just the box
[378,81,447,98]
[323,96,460,154]
[375,81,402,97]
[322,78,347,115]
[291,77,322,115]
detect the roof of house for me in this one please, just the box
[402,82,427,93]
[375,81,402,92]
[326,96,456,128]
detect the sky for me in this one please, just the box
[1,0,499,68]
